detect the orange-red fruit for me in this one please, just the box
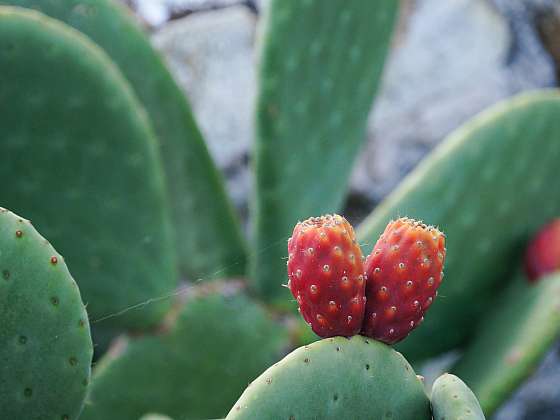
[362,217,445,344]
[524,218,560,282]
[287,214,366,338]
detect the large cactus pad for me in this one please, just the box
[0,6,176,332]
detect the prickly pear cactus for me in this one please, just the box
[0,6,176,332]
[226,336,431,420]
[0,208,93,420]
[453,271,560,416]
[5,0,248,279]
[252,0,399,302]
[81,288,288,420]
[358,90,560,362]
[431,374,485,420]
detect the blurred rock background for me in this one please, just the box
[119,1,560,418]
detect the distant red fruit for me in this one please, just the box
[362,217,445,344]
[287,214,366,338]
[524,219,560,282]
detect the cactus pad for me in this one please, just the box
[0,208,93,420]
[453,271,560,416]
[357,90,560,361]
[252,0,399,302]
[81,289,288,420]
[431,374,485,420]
[0,6,176,331]
[6,0,248,279]
[226,335,430,420]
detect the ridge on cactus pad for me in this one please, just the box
[0,207,93,420]
[0,5,177,333]
[287,214,366,337]
[226,336,431,420]
[362,217,446,344]
[524,218,560,282]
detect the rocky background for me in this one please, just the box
[119,1,560,418]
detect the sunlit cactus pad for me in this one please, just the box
[226,336,430,420]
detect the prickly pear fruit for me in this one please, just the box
[287,215,366,337]
[524,218,560,282]
[362,217,445,344]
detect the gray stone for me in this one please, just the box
[126,0,249,27]
[351,0,556,201]
[152,6,257,207]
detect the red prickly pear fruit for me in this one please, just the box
[287,214,366,338]
[524,218,560,282]
[362,217,446,344]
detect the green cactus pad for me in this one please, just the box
[226,336,430,420]
[431,373,485,420]
[5,0,248,279]
[0,208,93,420]
[452,271,560,416]
[80,289,288,420]
[357,90,560,361]
[251,0,398,302]
[0,6,176,331]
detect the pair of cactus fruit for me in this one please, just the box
[287,214,445,343]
